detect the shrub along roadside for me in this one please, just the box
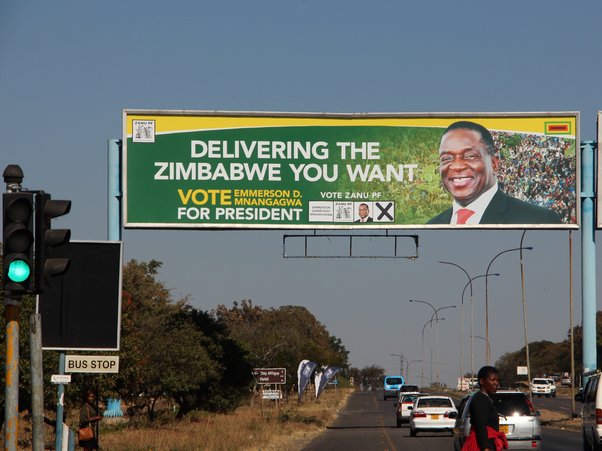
[98,388,353,451]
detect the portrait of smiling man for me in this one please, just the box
[428,120,562,225]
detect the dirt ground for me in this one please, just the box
[539,408,581,431]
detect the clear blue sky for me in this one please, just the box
[2,1,601,387]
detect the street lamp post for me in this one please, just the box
[461,273,500,381]
[421,315,445,388]
[485,246,533,363]
[474,335,491,364]
[439,261,472,392]
[390,353,404,376]
[519,231,533,398]
[405,359,422,382]
[410,300,456,387]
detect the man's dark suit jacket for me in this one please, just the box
[355,217,373,223]
[427,190,563,225]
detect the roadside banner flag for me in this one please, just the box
[297,359,309,396]
[316,365,341,399]
[314,370,322,398]
[298,360,318,402]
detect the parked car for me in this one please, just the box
[453,390,542,450]
[383,375,404,400]
[530,378,555,397]
[395,392,421,427]
[577,371,602,450]
[408,395,457,436]
[560,372,571,386]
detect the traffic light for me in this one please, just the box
[34,192,71,293]
[3,192,35,294]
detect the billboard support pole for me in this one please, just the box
[581,141,596,379]
[108,139,122,241]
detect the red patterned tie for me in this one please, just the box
[456,208,475,225]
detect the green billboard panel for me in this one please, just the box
[123,110,579,229]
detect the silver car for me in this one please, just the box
[453,390,542,450]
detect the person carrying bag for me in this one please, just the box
[79,390,103,450]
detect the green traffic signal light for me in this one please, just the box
[7,259,31,283]
[3,190,35,293]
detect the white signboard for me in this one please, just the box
[65,355,119,373]
[516,366,528,376]
[262,389,282,400]
[51,374,72,384]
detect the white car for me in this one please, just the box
[530,378,554,397]
[543,378,557,397]
[408,395,458,436]
[395,392,421,427]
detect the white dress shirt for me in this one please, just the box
[451,183,499,225]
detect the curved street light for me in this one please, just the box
[410,300,456,386]
[461,273,499,381]
[519,231,533,397]
[439,261,471,389]
[485,246,533,363]
[390,353,404,376]
[421,315,446,388]
[474,335,491,364]
[405,359,422,382]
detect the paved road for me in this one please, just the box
[532,391,580,417]
[302,390,581,451]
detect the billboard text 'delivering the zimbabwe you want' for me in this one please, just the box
[123,110,578,230]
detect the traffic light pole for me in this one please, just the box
[2,165,72,449]
[5,296,20,451]
[2,165,28,451]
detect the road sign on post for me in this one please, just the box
[262,389,282,400]
[252,368,286,384]
[65,355,119,373]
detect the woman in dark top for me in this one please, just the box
[79,390,103,450]
[464,365,507,451]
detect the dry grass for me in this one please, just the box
[98,388,352,451]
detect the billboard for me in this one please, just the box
[123,110,579,229]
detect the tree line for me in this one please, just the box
[0,258,350,421]
[495,313,601,387]
[1,256,597,423]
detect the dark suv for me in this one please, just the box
[453,390,542,450]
